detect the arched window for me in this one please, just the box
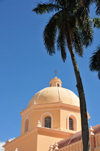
[24,119,29,132]
[44,116,51,128]
[69,117,74,130]
[57,83,59,87]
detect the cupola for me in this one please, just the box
[49,77,62,87]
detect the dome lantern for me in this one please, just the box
[49,77,62,87]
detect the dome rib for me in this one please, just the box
[57,87,61,102]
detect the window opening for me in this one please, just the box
[24,119,29,132]
[44,116,51,128]
[69,117,73,130]
[57,83,59,87]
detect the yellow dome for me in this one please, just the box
[27,87,80,108]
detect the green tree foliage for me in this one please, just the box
[94,0,100,15]
[93,18,100,28]
[90,17,100,79]
[89,0,100,79]
[90,48,100,79]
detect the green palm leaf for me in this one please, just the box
[95,0,100,14]
[93,18,100,28]
[90,48,100,71]
[73,27,83,56]
[43,13,59,54]
[90,48,100,79]
[57,31,66,62]
[33,3,60,14]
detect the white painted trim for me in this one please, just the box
[40,112,53,128]
[67,113,78,131]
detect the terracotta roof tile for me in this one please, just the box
[93,124,100,134]
[58,124,100,149]
[58,131,82,149]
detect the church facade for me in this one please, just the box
[4,77,100,151]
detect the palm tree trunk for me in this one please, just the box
[66,31,90,151]
[69,46,89,151]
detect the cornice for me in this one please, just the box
[4,127,74,148]
[20,102,80,116]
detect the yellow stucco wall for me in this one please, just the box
[60,109,81,132]
[37,135,62,151]
[94,147,100,151]
[4,127,73,151]
[94,134,100,151]
[21,108,60,135]
[21,103,81,135]
[5,130,37,151]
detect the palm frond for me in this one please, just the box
[81,0,93,11]
[43,13,59,55]
[90,48,100,71]
[73,27,83,56]
[54,0,68,8]
[92,18,100,28]
[82,19,93,47]
[77,11,93,47]
[33,3,60,14]
[57,31,66,62]
[63,5,93,51]
[98,71,100,79]
[95,0,100,14]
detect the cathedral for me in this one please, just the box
[4,77,100,151]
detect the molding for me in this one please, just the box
[21,102,80,117]
[4,127,73,148]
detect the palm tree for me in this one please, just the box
[90,48,100,79]
[33,1,93,151]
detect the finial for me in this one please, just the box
[54,142,59,151]
[37,120,41,127]
[49,145,54,151]
[89,126,94,136]
[6,139,9,143]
